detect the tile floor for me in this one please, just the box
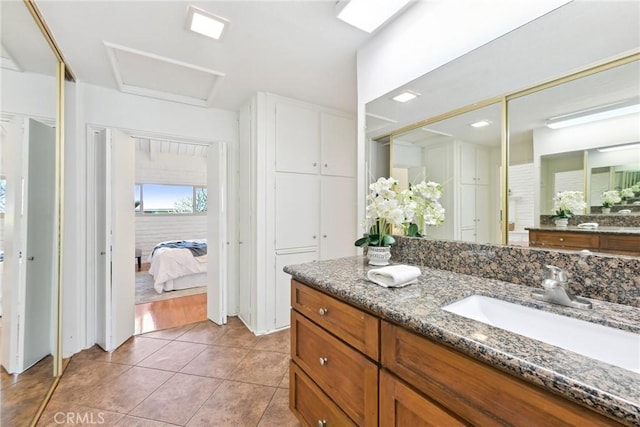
[37,318,300,426]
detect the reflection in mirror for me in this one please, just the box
[391,102,502,243]
[1,0,60,424]
[508,59,640,250]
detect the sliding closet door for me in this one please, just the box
[95,128,135,351]
[207,141,227,325]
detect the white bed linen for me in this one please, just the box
[149,239,207,294]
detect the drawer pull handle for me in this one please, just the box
[318,420,327,427]
[318,307,328,316]
[319,357,328,366]
[559,238,564,242]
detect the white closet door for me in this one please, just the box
[320,176,356,260]
[274,249,317,329]
[320,113,356,177]
[274,102,319,174]
[475,185,491,243]
[96,129,135,352]
[275,173,319,249]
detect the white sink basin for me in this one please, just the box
[442,295,640,373]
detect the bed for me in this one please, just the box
[148,239,207,294]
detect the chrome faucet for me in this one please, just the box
[531,265,592,309]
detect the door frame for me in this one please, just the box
[84,124,233,346]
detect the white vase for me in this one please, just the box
[602,207,611,214]
[554,218,569,227]
[367,246,391,266]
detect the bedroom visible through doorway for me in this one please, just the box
[134,138,211,334]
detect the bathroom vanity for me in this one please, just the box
[285,257,639,426]
[527,226,640,256]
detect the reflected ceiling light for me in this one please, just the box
[392,91,419,103]
[470,120,491,128]
[545,100,640,130]
[336,0,413,33]
[186,5,229,40]
[597,143,640,153]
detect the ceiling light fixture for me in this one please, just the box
[597,143,640,153]
[186,6,229,40]
[392,91,419,103]
[336,0,413,33]
[470,120,491,128]
[545,100,640,130]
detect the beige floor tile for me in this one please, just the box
[137,341,207,372]
[279,368,290,389]
[141,323,197,340]
[180,345,249,379]
[186,380,276,427]
[106,336,170,365]
[114,415,174,426]
[51,360,131,404]
[174,320,227,344]
[2,375,55,427]
[214,326,260,349]
[75,366,173,413]
[130,373,221,425]
[37,400,124,426]
[258,388,300,427]
[226,316,248,329]
[253,329,290,354]
[231,350,290,387]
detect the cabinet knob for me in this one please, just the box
[27,256,35,261]
[318,307,328,316]
[313,162,317,167]
[318,420,327,427]
[323,234,327,238]
[324,163,328,167]
[312,235,317,239]
[319,357,328,366]
[559,238,564,242]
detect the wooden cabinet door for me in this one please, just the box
[275,102,319,174]
[379,370,466,427]
[320,113,356,177]
[275,173,319,249]
[320,176,357,260]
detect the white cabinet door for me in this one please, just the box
[320,113,356,177]
[460,228,477,242]
[274,249,318,329]
[475,147,490,185]
[275,102,319,174]
[460,184,477,229]
[320,176,357,260]
[460,143,476,184]
[275,173,319,249]
[475,185,491,243]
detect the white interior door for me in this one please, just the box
[207,141,228,325]
[96,128,135,351]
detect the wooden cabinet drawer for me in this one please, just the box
[292,311,378,426]
[599,234,640,256]
[291,280,379,360]
[529,231,599,250]
[381,321,619,426]
[379,370,467,427]
[290,361,356,427]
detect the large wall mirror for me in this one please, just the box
[508,58,640,246]
[1,0,63,424]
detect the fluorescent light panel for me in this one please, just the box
[546,101,640,129]
[597,143,640,153]
[187,6,228,40]
[392,91,419,103]
[336,0,412,33]
[470,120,491,128]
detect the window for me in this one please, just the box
[135,183,207,215]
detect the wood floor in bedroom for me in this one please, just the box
[37,318,299,426]
[135,293,207,335]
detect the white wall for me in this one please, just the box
[135,150,208,261]
[63,81,238,357]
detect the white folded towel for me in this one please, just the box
[366,265,421,288]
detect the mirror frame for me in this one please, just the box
[379,50,639,245]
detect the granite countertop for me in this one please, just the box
[526,225,640,235]
[284,256,640,425]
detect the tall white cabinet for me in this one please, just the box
[238,93,356,334]
[458,143,491,243]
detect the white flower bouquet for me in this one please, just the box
[552,191,586,219]
[601,190,621,208]
[398,181,445,236]
[620,187,635,201]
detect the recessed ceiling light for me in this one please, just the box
[186,5,229,40]
[470,120,491,128]
[336,0,413,33]
[392,91,419,103]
